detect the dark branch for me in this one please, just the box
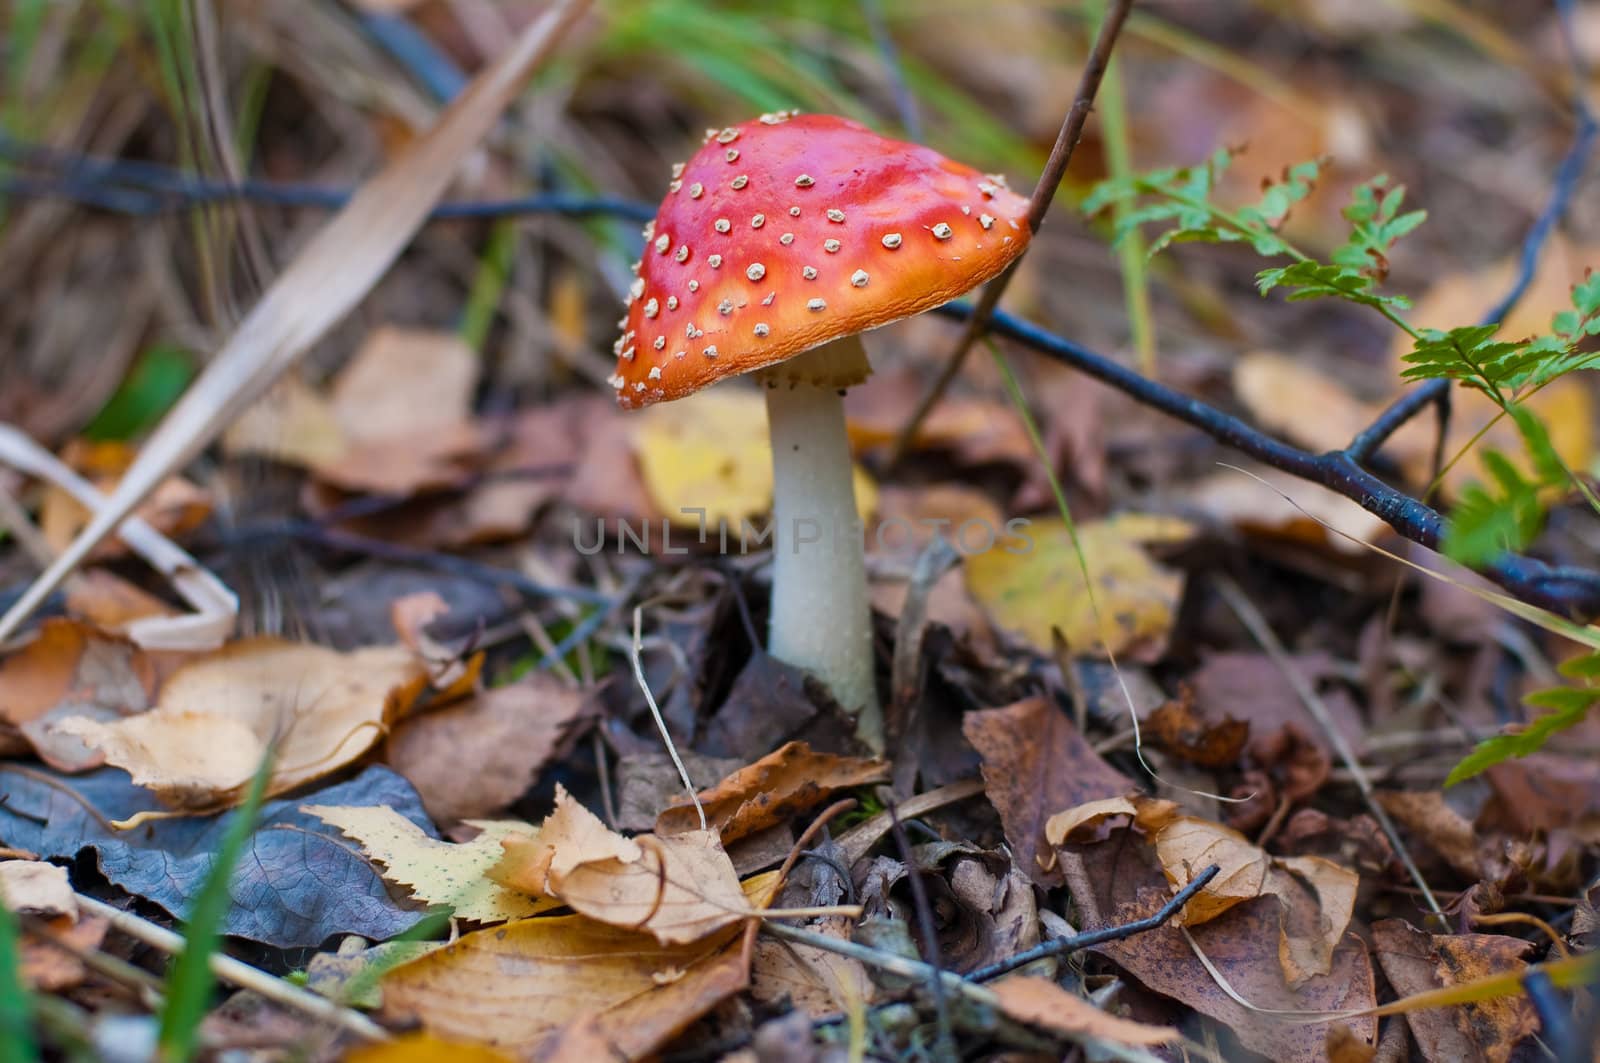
[965,863,1222,983]
[886,0,1136,465]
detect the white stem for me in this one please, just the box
[764,368,884,751]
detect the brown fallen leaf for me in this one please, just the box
[963,696,1133,887]
[385,674,597,823]
[307,805,551,924]
[1144,690,1250,769]
[493,786,753,945]
[750,922,873,1018]
[990,975,1177,1048]
[382,874,776,1059]
[388,591,479,695]
[54,639,427,815]
[1376,790,1483,879]
[1371,920,1538,1063]
[0,618,177,771]
[344,1032,518,1063]
[39,440,213,561]
[656,741,888,842]
[18,914,109,992]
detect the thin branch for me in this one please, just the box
[886,0,1135,467]
[964,863,1220,983]
[73,893,388,1044]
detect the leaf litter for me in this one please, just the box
[5,3,1600,1060]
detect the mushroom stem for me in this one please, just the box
[762,337,883,751]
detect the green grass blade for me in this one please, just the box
[156,750,275,1063]
[0,886,40,1063]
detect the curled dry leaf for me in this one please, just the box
[965,514,1193,659]
[1145,691,1250,769]
[54,638,427,814]
[989,975,1177,1048]
[381,873,777,1060]
[0,861,77,921]
[307,804,552,924]
[656,740,888,842]
[492,785,752,946]
[1371,920,1537,1063]
[1049,794,1358,985]
[0,617,175,771]
[964,696,1133,887]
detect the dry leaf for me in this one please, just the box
[307,804,551,924]
[1145,694,1250,768]
[382,874,776,1059]
[965,514,1192,658]
[493,786,752,946]
[385,675,596,823]
[1044,796,1140,847]
[345,1033,517,1063]
[0,861,77,920]
[39,440,212,561]
[1375,790,1483,879]
[55,639,427,813]
[1371,920,1538,1063]
[388,591,479,696]
[990,975,1177,1047]
[18,914,109,992]
[1154,816,1272,926]
[656,741,888,842]
[222,374,345,468]
[963,697,1133,887]
[750,929,873,1018]
[633,388,877,527]
[0,618,173,771]
[1184,464,1395,556]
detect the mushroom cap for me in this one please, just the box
[611,112,1032,408]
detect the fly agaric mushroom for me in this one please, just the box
[611,112,1031,750]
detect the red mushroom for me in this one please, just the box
[612,112,1031,750]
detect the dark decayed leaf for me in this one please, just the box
[0,764,434,947]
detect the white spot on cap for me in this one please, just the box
[795,174,814,187]
[780,232,795,245]
[746,263,766,281]
[714,218,731,234]
[802,266,818,280]
[789,206,801,217]
[703,345,719,358]
[630,277,645,299]
[718,299,734,316]
[725,149,739,162]
[634,382,646,393]
[761,292,775,305]
[977,181,997,198]
[807,298,826,311]
[826,208,845,223]
[689,182,704,198]
[716,127,739,144]
[851,269,869,287]
[609,373,624,390]
[932,223,953,240]
[654,336,666,350]
[759,112,789,125]
[666,296,679,310]
[755,323,770,337]
[675,245,689,262]
[668,180,682,193]
[979,214,995,230]
[674,350,686,359]
[670,162,685,178]
[708,254,723,268]
[686,323,697,339]
[687,279,700,292]
[620,346,635,361]
[961,205,971,215]
[751,213,765,228]
[731,175,749,190]
[654,234,669,254]
[824,239,840,253]
[648,366,662,380]
[882,233,902,249]
[643,298,659,318]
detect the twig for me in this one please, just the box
[72,893,388,1043]
[965,863,1221,983]
[886,0,1135,467]
[1213,576,1445,923]
[932,302,1600,621]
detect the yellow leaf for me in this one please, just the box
[344,1033,517,1063]
[54,639,426,816]
[382,873,777,1059]
[633,389,876,527]
[305,805,552,923]
[965,514,1193,657]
